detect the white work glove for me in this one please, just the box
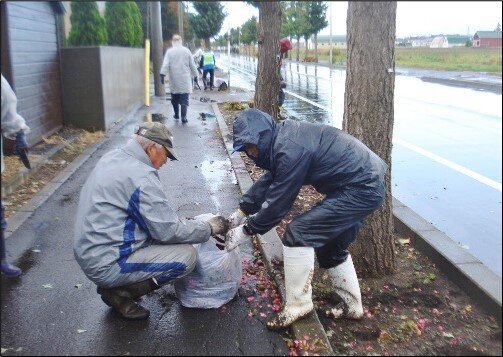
[228,209,247,229]
[225,224,252,251]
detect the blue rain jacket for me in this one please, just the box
[233,109,387,235]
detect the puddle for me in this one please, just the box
[200,158,237,211]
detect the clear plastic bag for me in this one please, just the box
[174,216,242,309]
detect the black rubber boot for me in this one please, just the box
[97,279,158,320]
[181,105,188,123]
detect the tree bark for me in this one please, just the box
[304,36,308,60]
[296,35,300,61]
[254,2,281,119]
[314,33,318,62]
[343,2,397,277]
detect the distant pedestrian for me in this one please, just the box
[1,74,30,277]
[200,46,216,91]
[160,34,199,124]
[73,122,229,320]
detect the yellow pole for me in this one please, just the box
[144,39,150,106]
[146,111,152,123]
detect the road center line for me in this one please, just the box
[225,59,502,192]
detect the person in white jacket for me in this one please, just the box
[160,34,199,123]
[74,122,229,320]
[1,74,30,277]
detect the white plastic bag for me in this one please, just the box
[174,215,242,309]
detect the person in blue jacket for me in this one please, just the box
[226,108,386,330]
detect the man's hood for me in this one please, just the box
[232,109,277,170]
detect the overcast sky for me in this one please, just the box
[218,1,502,38]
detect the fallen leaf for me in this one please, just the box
[397,238,410,245]
[31,249,41,253]
[42,284,53,289]
[77,329,87,333]
[15,347,23,352]
[1,348,10,354]
[442,332,455,338]
[75,283,83,289]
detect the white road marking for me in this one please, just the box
[224,59,503,192]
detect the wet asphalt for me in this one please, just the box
[1,95,287,356]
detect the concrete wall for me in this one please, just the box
[60,46,144,131]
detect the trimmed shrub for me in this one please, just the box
[105,2,143,47]
[68,2,107,46]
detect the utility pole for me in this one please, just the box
[150,1,165,96]
[227,27,231,89]
[178,1,184,41]
[329,1,333,70]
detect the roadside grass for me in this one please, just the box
[291,47,502,75]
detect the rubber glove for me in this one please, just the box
[228,209,247,229]
[225,224,251,251]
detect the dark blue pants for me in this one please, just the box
[283,187,385,269]
[171,93,189,118]
[202,69,214,89]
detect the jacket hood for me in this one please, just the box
[232,109,277,170]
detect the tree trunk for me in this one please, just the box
[296,35,300,61]
[343,1,397,277]
[304,36,308,60]
[254,1,281,119]
[314,33,318,62]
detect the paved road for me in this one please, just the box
[0,96,288,356]
[218,54,502,277]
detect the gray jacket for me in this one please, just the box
[160,40,199,94]
[233,109,387,234]
[73,139,211,284]
[1,74,29,173]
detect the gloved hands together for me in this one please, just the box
[228,209,247,229]
[225,224,251,251]
[160,74,165,84]
[207,215,230,236]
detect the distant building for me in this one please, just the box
[472,31,502,48]
[446,35,471,47]
[430,36,449,48]
[315,35,347,49]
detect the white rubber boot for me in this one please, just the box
[267,246,314,330]
[326,254,364,319]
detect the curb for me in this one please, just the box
[1,132,82,198]
[213,103,335,355]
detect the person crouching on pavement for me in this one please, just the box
[73,122,229,320]
[226,109,386,330]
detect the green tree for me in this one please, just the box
[68,2,107,46]
[241,16,258,57]
[189,2,226,47]
[105,2,143,47]
[307,2,328,62]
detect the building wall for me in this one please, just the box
[3,1,64,146]
[480,38,502,47]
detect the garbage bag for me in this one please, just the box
[174,215,242,309]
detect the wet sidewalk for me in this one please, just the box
[1,90,288,355]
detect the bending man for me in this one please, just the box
[226,109,386,330]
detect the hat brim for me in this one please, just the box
[231,144,244,155]
[165,147,178,161]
